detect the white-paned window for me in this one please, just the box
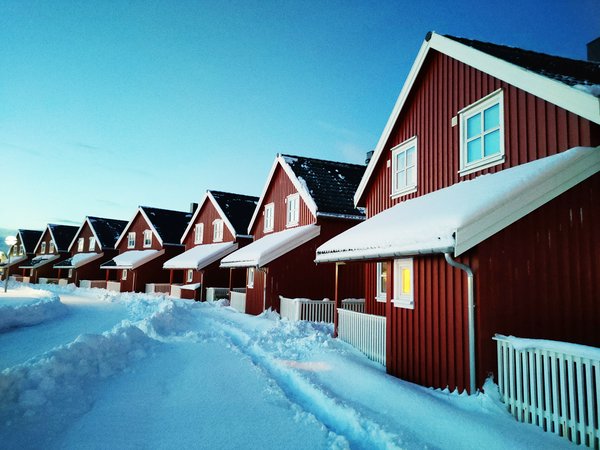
[286,194,300,227]
[89,237,96,251]
[143,230,152,248]
[127,232,136,249]
[393,258,414,309]
[213,219,223,242]
[77,238,84,252]
[375,262,387,302]
[391,136,417,197]
[68,269,73,278]
[264,203,274,232]
[194,223,204,245]
[49,242,55,253]
[122,269,128,280]
[247,268,254,288]
[41,242,46,254]
[459,89,504,175]
[187,269,194,283]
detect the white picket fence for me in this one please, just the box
[495,335,600,449]
[106,281,121,292]
[338,308,386,366]
[206,287,229,301]
[279,297,366,323]
[145,283,171,294]
[230,291,246,313]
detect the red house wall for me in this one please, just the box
[67,222,114,285]
[182,199,236,249]
[31,228,65,282]
[116,213,163,252]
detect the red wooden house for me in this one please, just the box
[19,224,79,284]
[0,229,42,282]
[101,206,192,293]
[316,32,600,393]
[163,190,258,300]
[221,154,366,315]
[54,216,127,287]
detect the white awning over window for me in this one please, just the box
[101,250,164,270]
[221,224,320,268]
[163,242,238,270]
[54,252,104,269]
[316,146,599,263]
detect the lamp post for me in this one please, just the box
[4,236,17,293]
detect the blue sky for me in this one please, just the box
[1,0,598,231]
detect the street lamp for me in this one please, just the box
[4,235,17,293]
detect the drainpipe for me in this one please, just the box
[258,267,268,311]
[444,252,476,394]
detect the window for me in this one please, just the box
[286,194,300,227]
[143,230,152,248]
[264,203,274,232]
[459,89,504,175]
[391,137,418,197]
[49,242,55,253]
[375,262,387,302]
[187,269,194,283]
[19,245,24,255]
[68,269,73,278]
[41,242,46,254]
[77,238,84,252]
[127,232,136,249]
[89,237,96,252]
[247,268,254,288]
[393,258,414,309]
[213,219,223,242]
[194,223,204,245]
[122,269,128,280]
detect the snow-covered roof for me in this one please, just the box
[0,255,27,268]
[100,250,164,270]
[221,224,320,268]
[54,252,104,269]
[354,32,600,205]
[19,254,60,269]
[163,242,238,270]
[36,224,79,254]
[317,146,600,262]
[67,216,128,252]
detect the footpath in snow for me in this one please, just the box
[0,283,574,449]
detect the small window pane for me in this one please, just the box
[407,166,416,186]
[402,268,411,294]
[484,130,501,157]
[467,138,481,163]
[467,114,481,139]
[396,171,406,189]
[397,152,406,170]
[379,265,387,294]
[406,147,415,166]
[484,104,500,131]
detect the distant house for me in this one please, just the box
[163,190,258,301]
[19,224,79,284]
[100,206,192,293]
[221,154,366,315]
[53,216,127,288]
[0,229,43,281]
[316,32,600,393]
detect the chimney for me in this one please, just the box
[190,202,198,213]
[365,150,374,165]
[587,37,600,62]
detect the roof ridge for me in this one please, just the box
[140,205,191,215]
[210,190,259,200]
[281,153,366,168]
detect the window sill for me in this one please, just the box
[375,296,386,303]
[390,186,417,200]
[263,228,274,234]
[286,222,299,228]
[459,155,504,177]
[393,298,414,309]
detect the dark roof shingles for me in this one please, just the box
[141,207,192,245]
[88,217,128,250]
[49,224,79,252]
[19,229,43,253]
[210,191,258,235]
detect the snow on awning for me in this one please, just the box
[54,252,104,269]
[221,224,320,268]
[101,250,164,270]
[163,242,238,270]
[0,255,27,268]
[316,146,600,262]
[19,254,60,269]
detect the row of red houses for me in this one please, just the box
[3,32,599,395]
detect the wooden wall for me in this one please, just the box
[183,199,235,249]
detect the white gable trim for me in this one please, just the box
[32,227,48,254]
[354,32,600,205]
[114,207,164,248]
[207,192,238,239]
[67,220,86,252]
[180,192,240,243]
[247,155,318,234]
[180,193,209,244]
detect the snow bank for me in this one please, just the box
[498,334,600,361]
[0,287,67,331]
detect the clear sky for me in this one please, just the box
[1,0,598,231]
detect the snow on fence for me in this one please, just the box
[206,287,229,301]
[10,276,30,283]
[280,297,366,323]
[79,280,107,289]
[170,285,182,299]
[338,309,386,366]
[145,283,171,294]
[495,335,600,449]
[230,290,246,313]
[106,281,121,292]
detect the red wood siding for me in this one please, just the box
[117,213,162,252]
[183,200,235,249]
[251,164,314,239]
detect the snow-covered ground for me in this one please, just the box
[0,282,573,449]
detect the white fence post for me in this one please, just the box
[337,308,386,366]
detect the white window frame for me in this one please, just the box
[459,89,505,176]
[213,219,223,242]
[41,242,46,254]
[89,237,96,252]
[263,203,274,233]
[143,230,152,248]
[49,241,55,253]
[77,238,84,252]
[391,136,418,198]
[194,223,204,245]
[393,258,414,309]
[127,232,136,249]
[375,262,387,303]
[122,269,128,280]
[247,268,254,288]
[186,269,194,283]
[286,193,300,227]
[68,268,73,278]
